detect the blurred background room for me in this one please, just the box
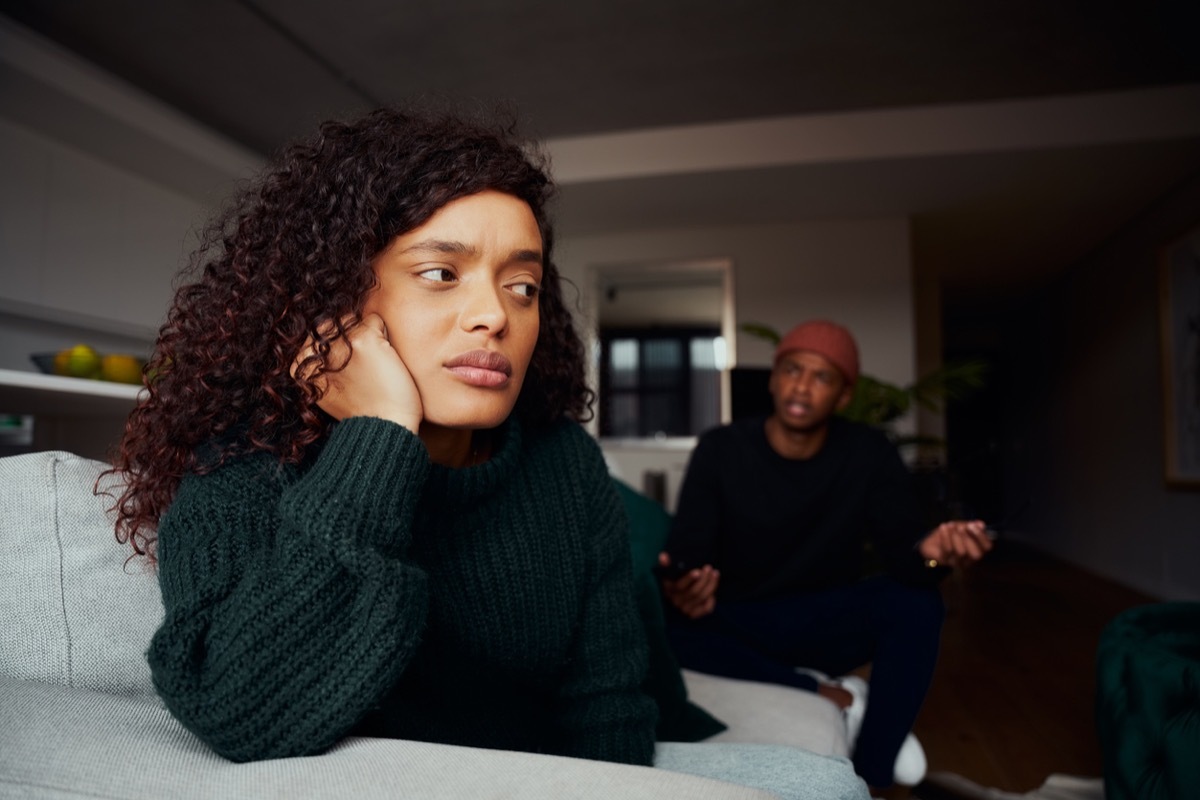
[2,3,1198,796]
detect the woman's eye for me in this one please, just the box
[417,267,456,282]
[510,282,540,299]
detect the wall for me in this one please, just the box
[0,118,199,362]
[557,218,915,379]
[1008,170,1200,601]
[0,19,260,369]
[556,218,916,508]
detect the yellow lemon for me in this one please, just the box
[62,344,102,379]
[101,354,144,385]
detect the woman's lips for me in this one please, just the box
[445,349,513,388]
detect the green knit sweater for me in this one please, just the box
[148,416,657,765]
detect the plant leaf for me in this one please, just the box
[907,358,989,412]
[740,322,782,346]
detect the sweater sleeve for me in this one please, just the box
[553,436,657,765]
[864,432,947,586]
[148,417,432,762]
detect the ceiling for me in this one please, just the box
[4,0,1200,321]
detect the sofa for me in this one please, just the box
[0,449,861,799]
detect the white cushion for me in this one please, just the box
[0,450,161,698]
[683,669,850,757]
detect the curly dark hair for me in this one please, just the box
[107,106,592,561]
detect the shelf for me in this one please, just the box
[0,368,143,417]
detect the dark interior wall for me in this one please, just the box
[993,167,1200,600]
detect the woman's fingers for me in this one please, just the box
[290,314,422,430]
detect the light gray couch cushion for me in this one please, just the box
[0,675,780,800]
[684,669,849,757]
[0,450,162,698]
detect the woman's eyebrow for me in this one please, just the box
[398,241,542,265]
[400,239,475,256]
[509,248,543,266]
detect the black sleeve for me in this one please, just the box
[865,435,948,586]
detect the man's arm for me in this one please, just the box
[864,434,993,578]
[866,433,992,578]
[659,433,725,618]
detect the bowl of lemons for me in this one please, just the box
[31,345,146,385]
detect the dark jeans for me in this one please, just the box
[664,576,944,787]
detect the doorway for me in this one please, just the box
[587,258,736,440]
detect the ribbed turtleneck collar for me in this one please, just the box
[421,418,523,505]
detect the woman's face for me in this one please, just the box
[363,190,543,431]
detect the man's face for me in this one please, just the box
[768,350,852,433]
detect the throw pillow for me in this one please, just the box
[0,450,161,698]
[613,478,726,742]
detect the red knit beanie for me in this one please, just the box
[774,320,860,386]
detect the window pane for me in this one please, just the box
[690,369,721,434]
[690,336,721,433]
[599,328,722,438]
[690,337,716,369]
[608,392,640,437]
[643,391,686,437]
[643,339,682,388]
[610,339,639,389]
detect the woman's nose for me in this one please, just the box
[460,279,508,336]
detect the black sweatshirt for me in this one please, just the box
[667,415,940,601]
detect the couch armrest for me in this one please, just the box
[0,676,776,800]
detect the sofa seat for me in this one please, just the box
[2,674,786,800]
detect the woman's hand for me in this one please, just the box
[293,313,423,432]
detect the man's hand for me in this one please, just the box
[658,551,720,619]
[918,520,993,568]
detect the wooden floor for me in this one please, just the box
[908,539,1157,795]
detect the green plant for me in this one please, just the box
[740,322,987,446]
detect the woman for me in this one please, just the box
[109,106,657,765]
[109,106,869,800]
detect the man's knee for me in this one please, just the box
[872,580,944,634]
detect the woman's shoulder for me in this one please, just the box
[177,447,294,503]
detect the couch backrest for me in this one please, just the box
[0,450,161,699]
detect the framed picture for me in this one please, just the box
[1160,225,1200,487]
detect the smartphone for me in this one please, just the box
[653,558,694,581]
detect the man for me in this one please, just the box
[659,319,992,791]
